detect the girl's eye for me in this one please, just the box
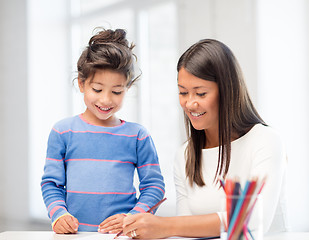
[179,92,188,96]
[112,91,123,95]
[197,92,206,97]
[92,88,102,93]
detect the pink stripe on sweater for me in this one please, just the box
[137,135,150,140]
[79,222,99,227]
[65,158,134,164]
[137,202,150,210]
[46,157,64,162]
[52,128,149,141]
[137,163,159,168]
[47,200,65,210]
[133,206,146,213]
[50,206,66,218]
[52,128,137,137]
[41,181,53,187]
[67,190,136,195]
[140,186,165,194]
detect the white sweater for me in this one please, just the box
[174,124,288,234]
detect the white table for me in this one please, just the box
[264,232,309,240]
[0,232,110,240]
[0,231,309,240]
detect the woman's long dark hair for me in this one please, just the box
[177,39,266,186]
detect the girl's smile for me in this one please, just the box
[96,105,113,113]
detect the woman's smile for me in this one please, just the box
[190,111,206,118]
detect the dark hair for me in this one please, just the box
[177,39,266,186]
[77,28,138,87]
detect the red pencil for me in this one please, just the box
[225,179,234,226]
[245,177,267,223]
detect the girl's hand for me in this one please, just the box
[98,214,126,234]
[123,213,167,239]
[53,214,79,234]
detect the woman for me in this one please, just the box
[116,39,288,238]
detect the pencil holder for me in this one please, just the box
[220,194,263,240]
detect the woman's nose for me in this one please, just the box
[186,96,198,109]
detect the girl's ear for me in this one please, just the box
[78,78,85,93]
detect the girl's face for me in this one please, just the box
[178,67,219,132]
[78,69,127,127]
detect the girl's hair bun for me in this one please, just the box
[77,28,138,87]
[89,28,133,49]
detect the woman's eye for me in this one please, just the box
[92,88,102,93]
[112,91,123,95]
[197,92,206,97]
[179,92,188,96]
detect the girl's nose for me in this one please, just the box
[99,93,112,105]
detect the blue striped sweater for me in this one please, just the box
[41,115,165,231]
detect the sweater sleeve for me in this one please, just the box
[250,127,287,233]
[173,144,191,216]
[127,129,165,214]
[41,127,69,224]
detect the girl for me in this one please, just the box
[121,39,288,238]
[41,28,165,234]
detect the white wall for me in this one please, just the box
[0,0,29,221]
[257,0,309,231]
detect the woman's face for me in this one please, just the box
[178,67,219,132]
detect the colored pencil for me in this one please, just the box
[222,177,266,240]
[225,179,234,225]
[231,178,257,239]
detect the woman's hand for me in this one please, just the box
[98,214,126,234]
[123,213,168,239]
[53,214,79,234]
